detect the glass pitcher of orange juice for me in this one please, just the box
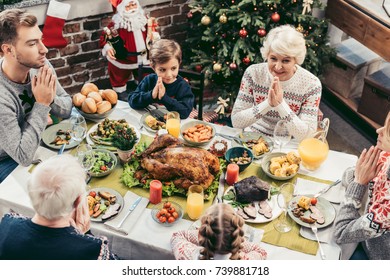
[298,118,330,171]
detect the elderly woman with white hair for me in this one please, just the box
[0,155,118,260]
[231,25,322,141]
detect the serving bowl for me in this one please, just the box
[180,120,215,146]
[87,149,118,177]
[151,201,183,227]
[224,146,254,172]
[261,152,300,181]
[75,103,116,121]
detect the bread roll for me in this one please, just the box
[96,101,112,114]
[72,93,86,107]
[81,97,97,113]
[102,89,118,105]
[87,91,103,103]
[81,82,99,96]
[298,196,311,210]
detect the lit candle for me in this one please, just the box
[225,163,239,185]
[149,180,162,204]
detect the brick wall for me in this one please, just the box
[47,0,191,95]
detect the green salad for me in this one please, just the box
[88,151,115,174]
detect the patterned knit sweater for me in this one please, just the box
[170,230,267,260]
[231,63,322,141]
[334,152,390,260]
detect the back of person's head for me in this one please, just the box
[260,24,306,65]
[149,39,182,68]
[0,9,37,53]
[27,155,87,220]
[198,203,245,260]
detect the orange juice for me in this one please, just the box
[186,192,204,220]
[166,118,180,138]
[298,137,329,170]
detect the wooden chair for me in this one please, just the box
[137,65,205,120]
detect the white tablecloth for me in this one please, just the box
[0,101,359,260]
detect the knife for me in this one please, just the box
[215,171,226,204]
[149,109,166,122]
[313,179,341,199]
[116,196,142,228]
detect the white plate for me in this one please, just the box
[223,186,283,224]
[140,108,169,133]
[88,187,124,222]
[288,195,336,229]
[231,131,274,159]
[41,122,81,150]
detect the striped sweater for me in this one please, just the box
[231,63,322,141]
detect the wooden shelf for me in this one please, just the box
[322,86,379,144]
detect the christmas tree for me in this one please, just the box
[183,0,334,112]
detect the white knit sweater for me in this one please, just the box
[231,63,322,141]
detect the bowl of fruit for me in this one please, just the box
[151,201,183,226]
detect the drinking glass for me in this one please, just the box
[165,111,180,138]
[70,114,88,142]
[273,120,291,152]
[274,182,295,233]
[76,143,95,184]
[186,185,204,220]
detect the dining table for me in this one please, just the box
[0,100,359,260]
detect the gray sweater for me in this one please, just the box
[334,158,390,260]
[0,58,72,166]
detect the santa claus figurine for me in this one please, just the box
[101,0,160,94]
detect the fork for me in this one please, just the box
[311,224,326,260]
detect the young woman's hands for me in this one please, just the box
[354,146,382,185]
[268,76,283,107]
[31,64,56,106]
[152,77,166,100]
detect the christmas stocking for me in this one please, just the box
[42,0,71,49]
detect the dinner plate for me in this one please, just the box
[223,186,283,224]
[287,195,336,229]
[231,132,274,159]
[140,108,169,133]
[88,187,124,222]
[41,122,81,150]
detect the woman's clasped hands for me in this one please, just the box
[268,76,283,107]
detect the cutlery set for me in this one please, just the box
[144,107,165,122]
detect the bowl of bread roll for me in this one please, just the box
[261,151,301,180]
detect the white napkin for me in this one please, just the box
[245,224,264,243]
[294,177,345,203]
[104,191,148,235]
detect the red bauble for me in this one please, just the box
[242,57,250,65]
[221,33,227,39]
[187,11,193,19]
[195,65,202,72]
[257,28,267,37]
[271,12,280,23]
[229,62,237,70]
[239,28,248,38]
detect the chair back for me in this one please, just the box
[137,65,205,120]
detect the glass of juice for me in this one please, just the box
[186,185,204,220]
[298,137,329,171]
[166,111,180,138]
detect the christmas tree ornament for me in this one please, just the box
[42,0,71,48]
[271,12,280,23]
[201,15,211,25]
[213,63,222,72]
[296,24,304,33]
[195,65,202,72]
[302,0,313,15]
[221,33,227,38]
[242,57,250,64]
[239,28,248,38]
[214,97,230,115]
[257,28,267,37]
[219,14,228,24]
[187,11,193,19]
[229,62,237,70]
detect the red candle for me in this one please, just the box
[226,163,239,185]
[149,180,162,204]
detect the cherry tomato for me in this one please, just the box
[165,212,172,218]
[167,216,175,223]
[156,212,161,218]
[89,191,96,198]
[159,216,167,223]
[164,202,171,209]
[311,197,318,205]
[100,166,108,171]
[160,208,168,215]
[168,207,176,214]
[172,211,179,219]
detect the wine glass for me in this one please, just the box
[69,114,88,142]
[274,182,295,233]
[76,144,95,184]
[273,120,291,152]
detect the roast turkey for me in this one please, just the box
[138,134,220,190]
